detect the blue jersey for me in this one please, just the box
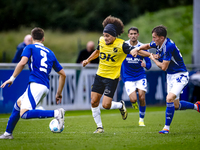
[150,38,187,74]
[121,40,152,82]
[21,43,63,88]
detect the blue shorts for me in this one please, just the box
[91,75,119,98]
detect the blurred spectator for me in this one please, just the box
[188,71,200,103]
[12,34,32,63]
[76,41,99,64]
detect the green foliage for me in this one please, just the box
[0,0,192,31]
[0,5,193,63]
[120,5,193,64]
[0,107,199,150]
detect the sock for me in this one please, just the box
[6,102,20,134]
[194,104,197,110]
[139,118,144,122]
[21,109,54,119]
[179,101,194,110]
[165,102,175,128]
[91,106,102,128]
[139,105,146,119]
[110,101,122,109]
[164,125,170,130]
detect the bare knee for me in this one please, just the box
[91,99,99,107]
[20,109,29,118]
[174,100,180,110]
[102,103,111,109]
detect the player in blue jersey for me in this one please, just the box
[131,25,200,134]
[121,27,151,126]
[0,27,66,139]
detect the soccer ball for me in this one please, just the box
[49,119,64,133]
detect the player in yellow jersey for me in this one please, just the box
[82,16,150,133]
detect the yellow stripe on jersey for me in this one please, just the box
[97,36,127,79]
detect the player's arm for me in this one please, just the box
[82,49,100,67]
[56,69,66,104]
[130,43,151,57]
[149,53,170,71]
[1,56,28,88]
[143,56,152,70]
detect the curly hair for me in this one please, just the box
[102,15,124,36]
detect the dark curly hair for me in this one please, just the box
[102,15,124,36]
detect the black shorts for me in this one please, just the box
[91,75,119,98]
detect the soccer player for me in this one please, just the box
[121,27,151,126]
[0,27,66,139]
[131,25,200,134]
[82,16,150,133]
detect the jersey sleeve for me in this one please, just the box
[96,40,100,50]
[163,45,174,61]
[21,45,32,58]
[144,55,152,70]
[53,57,63,72]
[122,42,134,54]
[149,41,157,48]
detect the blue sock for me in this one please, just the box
[165,102,175,126]
[139,105,146,118]
[21,109,54,119]
[179,101,194,110]
[6,102,20,134]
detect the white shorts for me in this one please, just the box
[20,82,49,110]
[125,79,147,96]
[167,72,189,100]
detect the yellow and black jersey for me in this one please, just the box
[96,36,132,79]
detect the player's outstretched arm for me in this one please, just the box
[130,43,151,57]
[82,50,100,67]
[1,56,28,88]
[56,69,66,104]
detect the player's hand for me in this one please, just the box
[56,93,62,104]
[153,54,160,59]
[149,53,156,60]
[130,48,138,57]
[82,59,89,67]
[140,60,146,67]
[0,80,13,88]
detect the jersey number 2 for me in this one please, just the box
[39,50,47,73]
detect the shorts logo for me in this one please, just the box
[104,89,111,95]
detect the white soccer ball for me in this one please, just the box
[49,119,64,133]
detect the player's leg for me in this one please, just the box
[91,92,103,133]
[174,98,199,112]
[90,75,105,133]
[125,81,138,109]
[137,79,147,126]
[159,92,176,134]
[159,73,188,134]
[20,83,64,128]
[103,78,127,120]
[0,99,21,139]
[138,89,146,126]
[171,72,199,112]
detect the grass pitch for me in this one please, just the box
[0,106,199,150]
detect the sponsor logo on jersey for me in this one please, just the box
[99,52,116,62]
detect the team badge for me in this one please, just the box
[113,47,118,52]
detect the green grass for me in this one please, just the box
[0,106,199,150]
